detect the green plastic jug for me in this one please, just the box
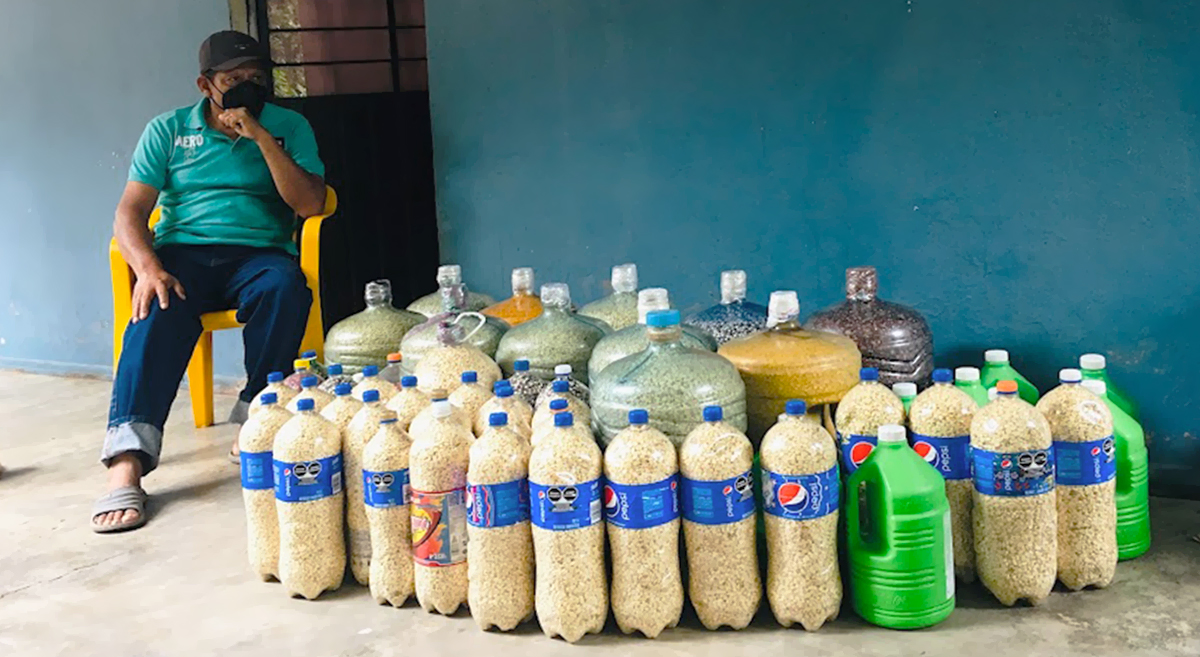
[1082,379,1151,560]
[846,424,955,629]
[980,350,1038,403]
[893,382,917,415]
[953,366,989,408]
[1080,353,1139,420]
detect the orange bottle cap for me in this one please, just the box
[387,352,402,362]
[996,380,1019,393]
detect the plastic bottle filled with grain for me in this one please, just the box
[588,287,717,378]
[406,264,496,317]
[604,409,683,638]
[531,398,594,447]
[467,412,535,631]
[273,398,346,599]
[685,269,769,345]
[239,392,292,581]
[401,281,508,374]
[482,267,544,327]
[362,413,413,606]
[495,283,612,384]
[324,280,425,375]
[318,363,358,395]
[908,368,977,582]
[342,389,392,584]
[475,381,533,439]
[286,375,335,413]
[507,359,546,407]
[532,380,591,438]
[410,389,472,439]
[1037,369,1117,591]
[835,367,905,476]
[680,405,761,630]
[320,383,363,437]
[249,371,297,416]
[352,365,398,403]
[284,357,324,391]
[760,400,841,630]
[529,412,608,642]
[448,370,492,432]
[971,380,1056,606]
[533,363,592,408]
[409,399,472,614]
[578,263,640,331]
[385,375,432,430]
[409,319,502,395]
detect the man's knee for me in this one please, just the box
[250,264,311,312]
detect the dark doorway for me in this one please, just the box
[254,0,440,328]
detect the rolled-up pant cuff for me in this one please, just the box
[102,422,163,474]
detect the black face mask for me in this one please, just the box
[216,80,269,118]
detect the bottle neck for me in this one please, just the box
[364,281,392,308]
[768,317,801,331]
[647,325,684,348]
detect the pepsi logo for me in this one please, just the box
[1091,446,1101,456]
[1001,459,1012,469]
[722,485,733,496]
[777,482,808,511]
[849,441,875,466]
[913,441,938,466]
[603,485,620,517]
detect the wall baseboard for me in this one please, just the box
[0,357,246,394]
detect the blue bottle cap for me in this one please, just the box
[400,376,418,388]
[334,382,353,396]
[267,371,284,383]
[785,399,806,416]
[462,371,478,383]
[380,417,398,425]
[554,412,574,427]
[703,405,723,422]
[362,365,379,377]
[362,389,380,403]
[301,350,317,359]
[489,412,508,427]
[260,392,278,405]
[296,398,315,411]
[514,359,530,372]
[494,381,513,396]
[860,367,880,382]
[552,380,569,393]
[301,376,318,388]
[628,409,649,425]
[645,309,681,328]
[932,368,953,384]
[549,399,568,411]
[327,363,343,376]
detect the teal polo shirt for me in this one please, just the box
[127,99,325,254]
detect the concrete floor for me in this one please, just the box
[1,370,1199,657]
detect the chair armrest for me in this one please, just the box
[298,185,337,361]
[110,237,135,370]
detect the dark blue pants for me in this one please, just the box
[104,245,311,474]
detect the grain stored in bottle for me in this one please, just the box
[1038,371,1116,590]
[249,371,297,416]
[680,406,761,630]
[760,400,840,630]
[362,413,414,606]
[352,365,398,403]
[531,398,596,447]
[385,375,432,430]
[448,371,491,433]
[318,363,357,395]
[971,380,1056,606]
[532,380,590,437]
[835,367,905,475]
[239,392,292,581]
[604,409,682,638]
[467,412,535,631]
[475,381,533,439]
[412,321,503,395]
[273,398,345,599]
[410,389,472,439]
[286,376,335,413]
[534,364,592,407]
[320,383,363,436]
[409,399,472,614]
[908,368,977,583]
[578,263,640,331]
[507,359,545,407]
[343,390,393,584]
[529,412,607,642]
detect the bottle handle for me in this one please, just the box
[454,312,487,343]
[855,470,891,555]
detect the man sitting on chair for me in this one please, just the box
[93,31,326,533]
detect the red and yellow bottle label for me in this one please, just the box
[411,487,467,566]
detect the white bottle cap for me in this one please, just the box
[541,283,571,308]
[878,424,907,443]
[1059,368,1082,383]
[637,288,670,324]
[1080,353,1106,370]
[555,364,572,376]
[984,349,1009,364]
[720,270,747,304]
[432,399,453,419]
[892,382,917,398]
[436,264,462,286]
[767,290,800,328]
[1082,379,1107,396]
[511,267,534,294]
[988,387,999,401]
[611,263,638,293]
[955,366,980,382]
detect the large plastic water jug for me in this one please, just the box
[1082,379,1150,560]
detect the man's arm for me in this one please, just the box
[114,181,186,322]
[219,108,326,217]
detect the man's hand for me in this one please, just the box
[218,107,269,142]
[132,267,186,323]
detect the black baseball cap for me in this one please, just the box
[199,30,269,74]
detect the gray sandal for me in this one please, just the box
[91,486,148,534]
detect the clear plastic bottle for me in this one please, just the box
[410,320,503,395]
[476,381,534,439]
[250,371,298,416]
[1080,353,1138,420]
[299,350,326,379]
[532,381,591,436]
[981,350,1039,404]
[719,291,862,443]
[954,366,989,408]
[534,363,591,408]
[363,413,414,607]
[319,382,363,439]
[283,357,324,391]
[507,359,545,408]
[449,371,492,430]
[352,365,398,403]
[400,288,509,372]
[588,288,717,378]
[386,375,432,431]
[892,382,917,415]
[482,267,543,327]
[495,283,611,384]
[804,266,934,387]
[685,270,769,345]
[835,367,906,476]
[318,363,356,395]
[406,264,497,317]
[578,263,640,331]
[286,375,335,413]
[343,389,392,585]
[324,280,425,375]
[379,353,405,386]
[531,398,595,447]
[239,392,292,581]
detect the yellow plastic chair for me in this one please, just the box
[109,186,337,428]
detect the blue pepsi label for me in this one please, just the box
[681,470,756,525]
[1054,436,1116,486]
[603,475,680,529]
[762,465,839,521]
[530,478,602,531]
[362,468,410,508]
[240,451,273,490]
[838,432,878,474]
[910,434,972,480]
[972,447,1055,497]
[274,453,344,503]
[468,478,530,528]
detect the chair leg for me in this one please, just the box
[188,332,215,428]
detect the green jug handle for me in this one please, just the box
[856,472,891,555]
[453,311,487,344]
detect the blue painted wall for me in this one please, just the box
[0,0,245,380]
[426,0,1200,496]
